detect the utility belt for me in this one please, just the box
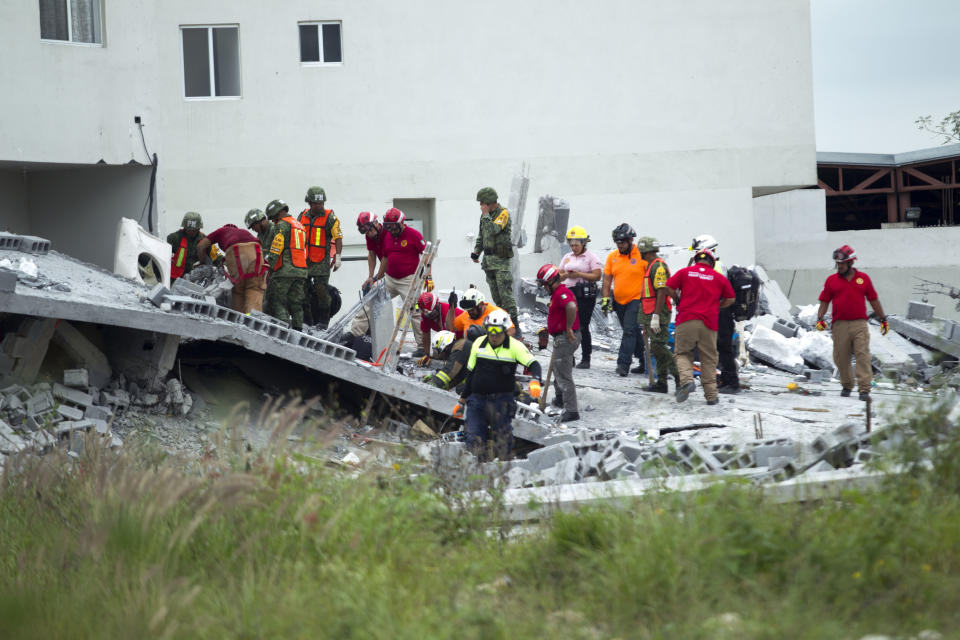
[484,244,513,259]
[571,281,598,299]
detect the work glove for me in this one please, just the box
[424,277,434,292]
[537,327,549,350]
[417,355,431,366]
[422,373,435,383]
[650,314,661,334]
[880,319,889,336]
[470,252,480,263]
[816,319,828,331]
[448,291,458,308]
[333,254,342,271]
[600,297,613,315]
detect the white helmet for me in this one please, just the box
[459,287,486,310]
[690,234,718,252]
[432,330,456,352]
[483,309,513,333]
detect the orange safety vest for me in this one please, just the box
[171,235,188,280]
[273,216,307,271]
[298,208,333,263]
[640,257,673,314]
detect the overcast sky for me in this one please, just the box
[811,0,960,153]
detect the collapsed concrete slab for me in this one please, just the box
[888,315,960,359]
[746,325,805,374]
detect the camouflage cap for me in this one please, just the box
[636,236,659,254]
[244,208,266,228]
[305,186,326,203]
[265,199,289,219]
[476,187,498,204]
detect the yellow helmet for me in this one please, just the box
[566,225,590,242]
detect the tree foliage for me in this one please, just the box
[916,110,960,144]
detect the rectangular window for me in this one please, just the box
[299,21,342,64]
[39,0,102,44]
[181,26,241,98]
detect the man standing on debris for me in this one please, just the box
[298,187,343,328]
[263,199,308,330]
[416,291,464,365]
[246,208,274,255]
[689,234,740,394]
[459,309,542,460]
[600,224,647,377]
[167,212,206,282]
[472,187,522,338]
[195,224,266,314]
[558,226,602,369]
[357,211,385,293]
[816,245,888,401]
[636,237,679,393]
[666,248,735,405]
[537,264,580,422]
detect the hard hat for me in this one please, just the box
[417,291,440,314]
[636,236,659,254]
[466,324,485,341]
[383,207,405,227]
[476,187,498,204]
[432,330,456,352]
[694,248,717,264]
[265,199,289,219]
[305,186,326,203]
[536,263,560,284]
[245,208,266,228]
[566,226,590,242]
[459,287,486,310]
[612,223,636,242]
[483,309,512,334]
[690,234,718,252]
[833,244,857,263]
[181,211,203,230]
[357,211,378,229]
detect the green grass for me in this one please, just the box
[1,401,959,639]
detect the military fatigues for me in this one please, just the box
[167,229,206,280]
[638,257,679,385]
[263,218,307,330]
[299,209,342,326]
[474,205,519,327]
[256,221,276,255]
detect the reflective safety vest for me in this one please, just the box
[641,257,672,314]
[272,216,307,271]
[298,208,334,263]
[171,235,188,280]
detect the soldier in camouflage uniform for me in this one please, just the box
[298,186,343,328]
[635,237,679,393]
[167,211,206,281]
[472,187,521,337]
[245,208,275,254]
[262,199,307,330]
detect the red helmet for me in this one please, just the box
[417,291,439,314]
[537,264,560,284]
[694,248,716,264]
[357,211,378,229]
[383,208,405,226]
[833,245,856,263]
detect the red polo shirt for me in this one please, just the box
[206,224,258,249]
[382,226,425,278]
[365,231,385,259]
[547,284,580,335]
[818,269,878,322]
[421,302,463,338]
[666,265,735,331]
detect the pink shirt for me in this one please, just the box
[559,250,602,287]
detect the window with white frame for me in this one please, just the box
[299,22,342,64]
[39,0,102,44]
[181,26,241,98]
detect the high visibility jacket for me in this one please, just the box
[641,257,672,314]
[171,235,188,280]
[298,208,335,263]
[271,216,307,271]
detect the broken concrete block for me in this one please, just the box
[677,440,723,472]
[63,368,89,389]
[52,322,113,388]
[147,283,171,307]
[54,420,95,437]
[907,301,935,321]
[0,419,27,454]
[772,319,801,339]
[31,429,55,450]
[56,405,84,421]
[747,325,805,374]
[171,278,207,299]
[618,439,646,463]
[539,457,580,486]
[84,404,113,422]
[804,368,829,384]
[806,460,835,473]
[752,442,799,467]
[26,390,55,415]
[580,450,605,477]
[8,318,56,384]
[599,450,629,479]
[526,441,576,473]
[53,383,93,408]
[0,267,16,293]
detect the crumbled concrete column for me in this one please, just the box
[102,327,179,388]
[52,322,113,388]
[2,317,56,384]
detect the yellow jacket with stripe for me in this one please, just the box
[462,335,541,397]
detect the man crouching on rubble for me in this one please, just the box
[458,309,542,461]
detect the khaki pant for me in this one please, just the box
[551,331,580,412]
[225,242,266,314]
[832,319,872,393]
[674,319,719,402]
[349,273,423,347]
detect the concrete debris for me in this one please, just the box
[746,325,805,374]
[755,265,795,320]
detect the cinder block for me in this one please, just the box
[212,306,243,323]
[26,390,55,415]
[54,420,95,437]
[52,322,112,388]
[678,440,723,471]
[0,267,16,293]
[526,441,576,472]
[0,232,23,251]
[907,301,935,321]
[618,440,646,463]
[16,235,51,254]
[56,405,84,421]
[599,450,629,478]
[539,457,580,485]
[53,383,93,408]
[580,450,605,477]
[772,319,800,338]
[147,283,171,307]
[806,460,835,473]
[63,368,89,389]
[752,443,799,467]
[84,404,113,421]
[804,368,829,383]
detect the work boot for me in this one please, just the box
[631,365,645,374]
[576,358,590,370]
[616,365,628,377]
[718,385,740,394]
[858,391,870,401]
[706,398,719,406]
[840,388,852,397]
[675,381,696,403]
[560,411,580,422]
[643,380,668,393]
[551,394,564,408]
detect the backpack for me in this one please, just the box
[726,265,760,321]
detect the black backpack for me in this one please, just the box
[726,265,760,321]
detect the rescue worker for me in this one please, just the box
[422,325,485,392]
[195,224,266,314]
[537,264,580,422]
[298,187,343,328]
[558,226,602,369]
[636,237,679,393]
[472,187,522,338]
[357,211,385,293]
[816,245,888,400]
[167,212,206,282]
[245,208,274,254]
[445,288,515,337]
[416,291,464,365]
[262,199,307,330]
[600,223,647,377]
[690,234,739,393]
[458,309,542,461]
[666,249,735,405]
